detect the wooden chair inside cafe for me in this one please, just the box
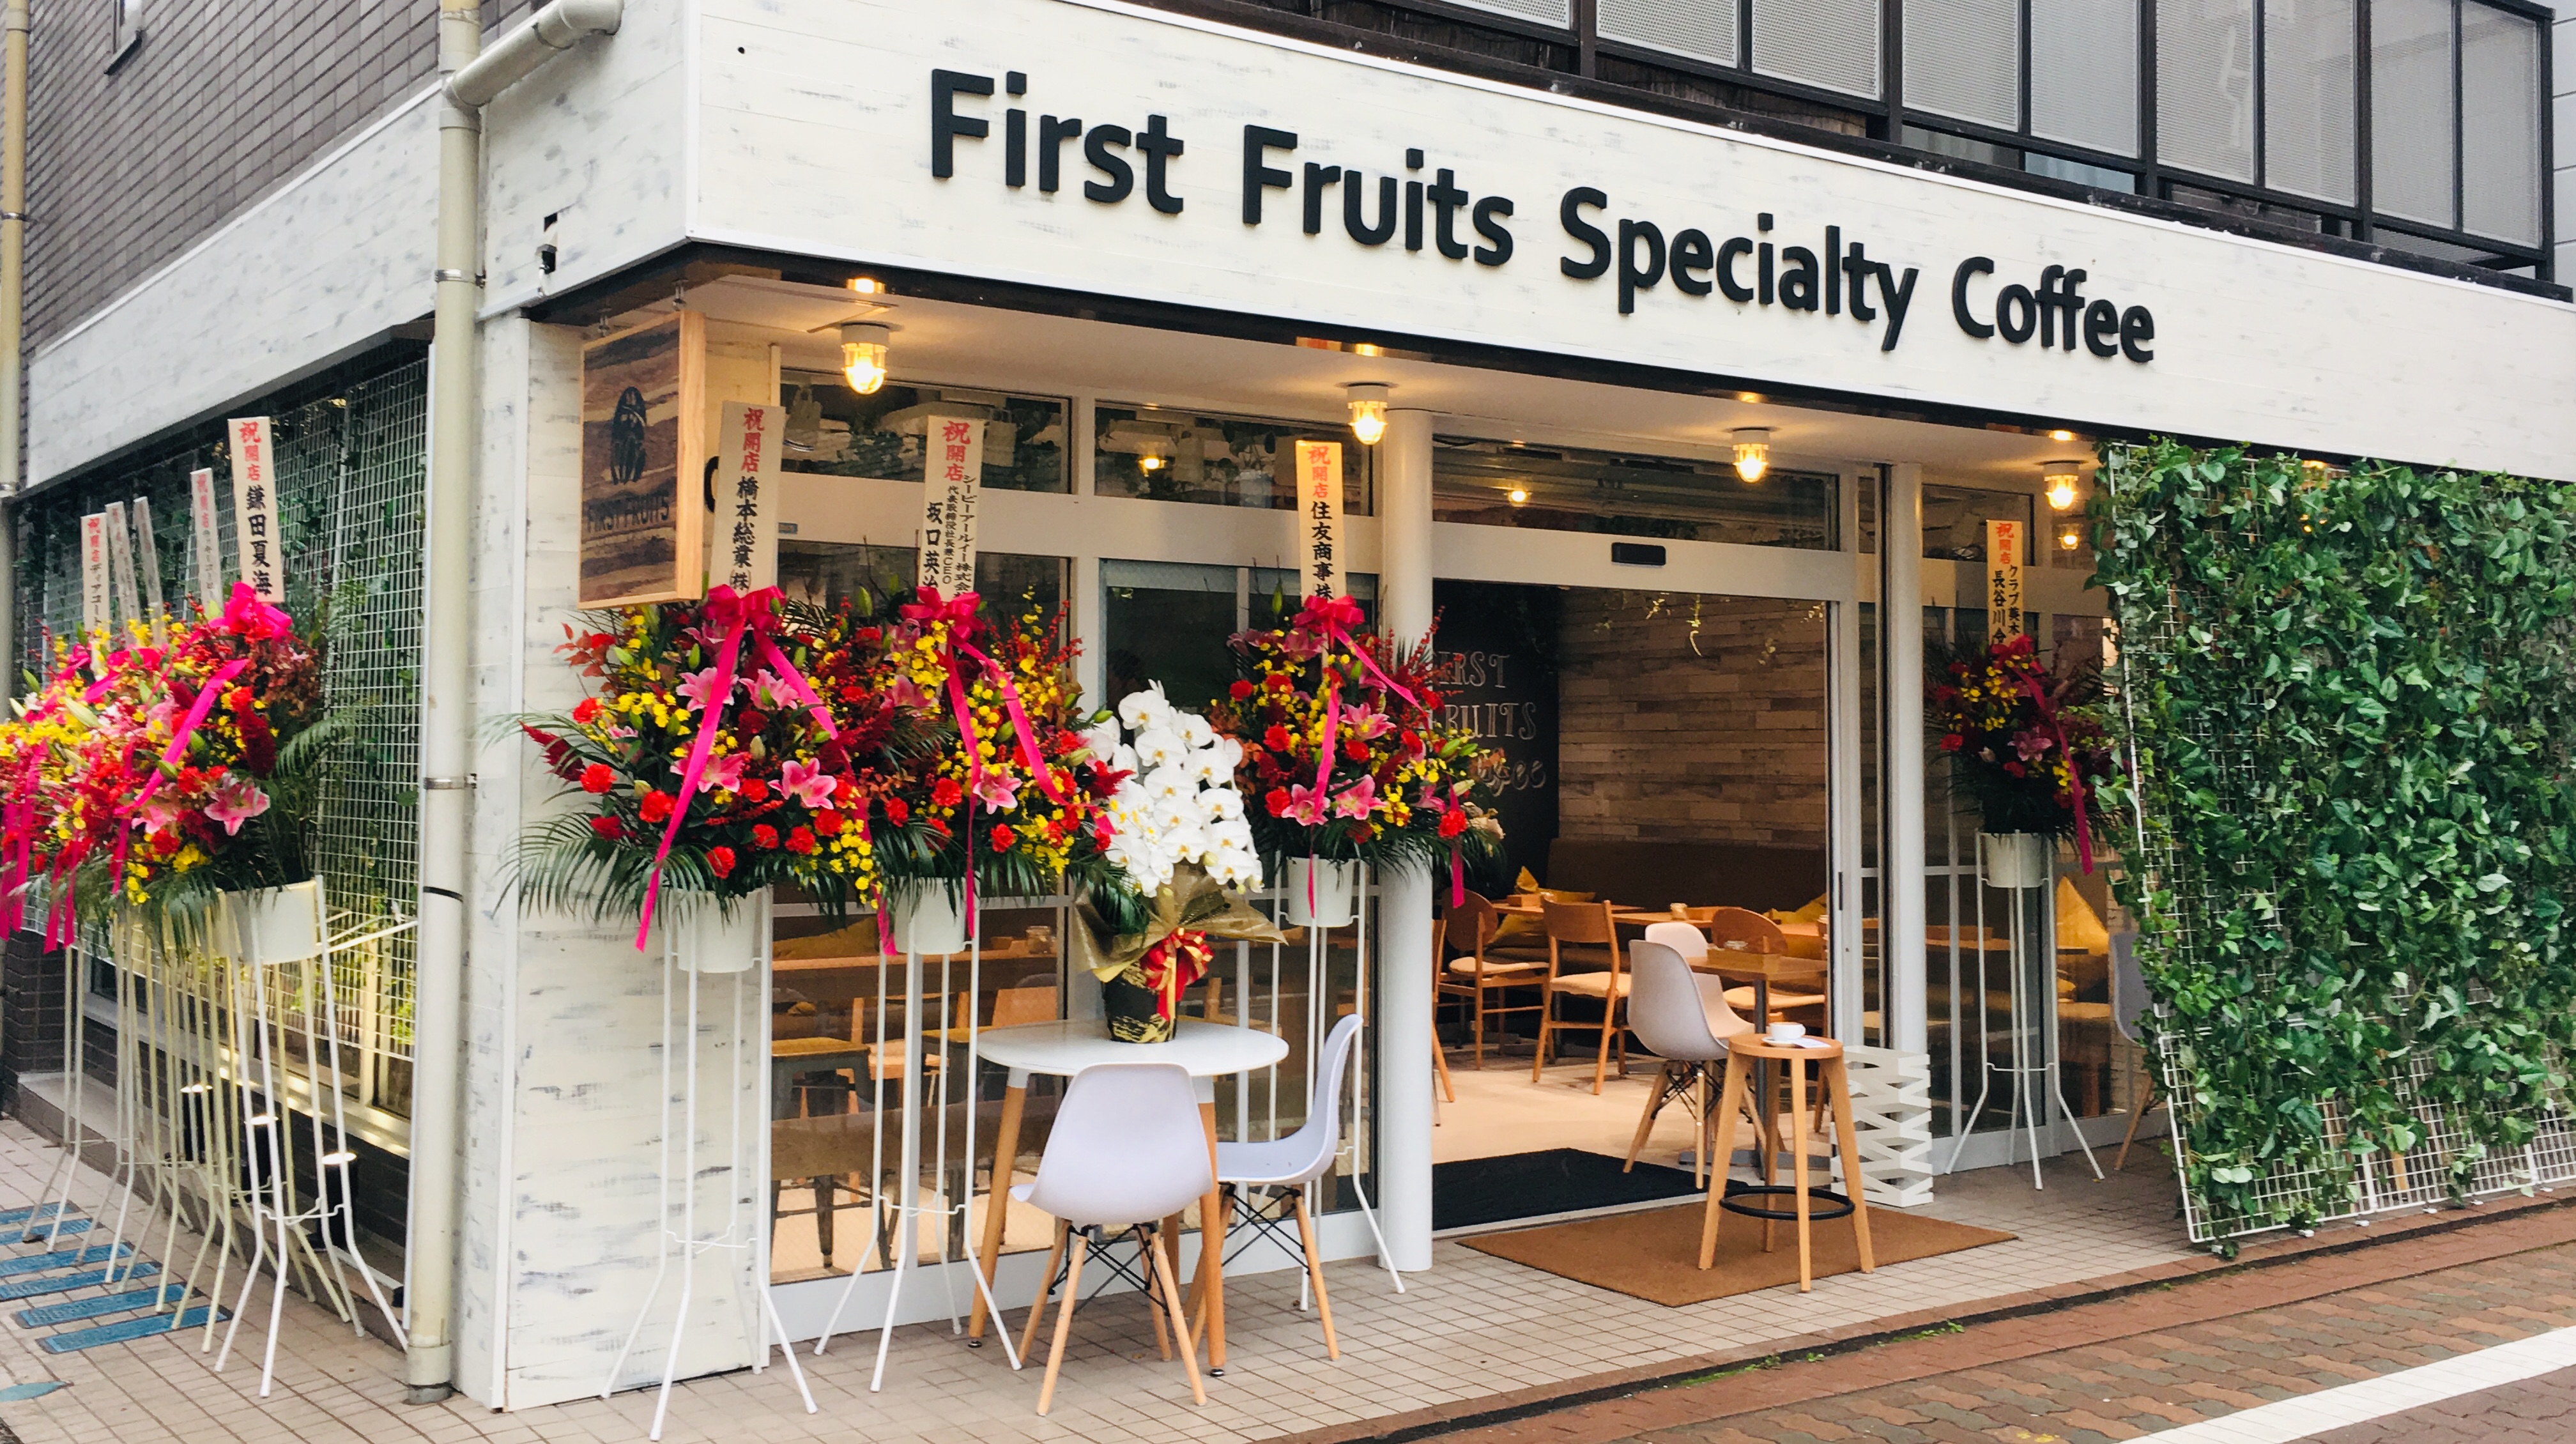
[1705,907,1827,1031]
[1531,898,1631,1095]
[1438,892,1548,1068]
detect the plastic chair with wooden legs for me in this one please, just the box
[1620,930,1763,1186]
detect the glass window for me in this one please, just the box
[779,541,1068,627]
[2157,0,2258,183]
[1434,438,1839,551]
[2370,0,2456,227]
[779,374,1068,495]
[2025,153,2140,191]
[1921,484,2034,562]
[2262,0,2359,204]
[1094,405,1374,515]
[1102,561,1238,716]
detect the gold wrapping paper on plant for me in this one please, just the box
[1077,864,1285,1043]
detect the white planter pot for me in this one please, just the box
[1283,857,1360,928]
[657,903,760,973]
[889,885,971,956]
[224,880,325,967]
[1978,832,2053,891]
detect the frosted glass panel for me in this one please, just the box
[1753,0,1883,98]
[2032,0,2141,156]
[2158,0,2257,181]
[2459,2,2540,244]
[2262,0,2357,203]
[2370,0,2456,227]
[1600,0,1739,68]
[1905,0,2020,130]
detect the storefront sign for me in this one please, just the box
[188,467,223,600]
[711,401,782,593]
[1985,519,2023,643]
[227,416,282,603]
[1293,440,1343,599]
[79,512,109,638]
[921,414,983,599]
[102,500,144,631]
[579,312,705,606]
[130,497,167,642]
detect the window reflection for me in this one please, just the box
[1094,404,1375,514]
[779,374,1068,495]
[1433,438,1839,550]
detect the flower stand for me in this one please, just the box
[1940,838,2104,1188]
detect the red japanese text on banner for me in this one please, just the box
[1292,440,1344,600]
[227,417,282,602]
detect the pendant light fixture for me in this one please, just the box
[839,322,891,396]
[1732,429,1771,482]
[1346,382,1390,446]
[2043,461,2083,512]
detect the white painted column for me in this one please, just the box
[1883,464,1928,1054]
[1375,408,1436,1271]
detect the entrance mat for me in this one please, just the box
[1463,1200,2015,1305]
[1433,1148,1702,1232]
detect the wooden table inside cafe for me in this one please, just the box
[963,1018,1291,1373]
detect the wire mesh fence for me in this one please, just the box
[12,349,427,1115]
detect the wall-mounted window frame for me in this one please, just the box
[1193,0,2552,280]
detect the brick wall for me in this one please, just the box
[26,0,533,349]
[1555,592,1830,849]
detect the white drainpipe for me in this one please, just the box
[409,0,620,1404]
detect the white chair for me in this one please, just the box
[2110,932,2165,1170]
[1621,933,1761,1185]
[1013,1063,1210,1416]
[1209,1013,1397,1362]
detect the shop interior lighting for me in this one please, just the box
[1731,429,1770,483]
[1346,383,1390,446]
[847,277,885,295]
[2059,525,2083,551]
[839,321,891,396]
[2049,429,2076,442]
[2044,461,2083,512]
[1135,437,1173,472]
[1507,487,1529,505]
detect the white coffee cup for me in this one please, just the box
[1766,1021,1806,1043]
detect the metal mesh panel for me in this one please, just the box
[1752,0,1883,98]
[2369,0,2457,227]
[2262,0,2359,203]
[2458,1,2541,245]
[11,351,427,1112]
[2103,447,2576,1247]
[1904,0,2021,130]
[2157,0,2258,182]
[2032,0,2142,156]
[1599,0,1740,69]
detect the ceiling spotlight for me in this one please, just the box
[2049,429,2076,442]
[847,277,885,295]
[839,321,890,396]
[1732,428,1771,483]
[1507,487,1529,505]
[2059,525,2083,551]
[1346,383,1391,446]
[1135,436,1173,473]
[2043,460,2083,512]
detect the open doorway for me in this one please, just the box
[1429,581,1836,1230]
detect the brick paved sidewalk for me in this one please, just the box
[1399,1200,2576,1444]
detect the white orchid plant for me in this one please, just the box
[1080,685,1263,896]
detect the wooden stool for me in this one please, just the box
[1698,1034,1874,1292]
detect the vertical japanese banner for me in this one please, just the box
[79,514,109,640]
[102,500,143,629]
[1984,518,2024,643]
[188,467,224,600]
[921,415,983,599]
[1294,440,1344,599]
[710,401,781,593]
[228,416,283,602]
[130,498,167,642]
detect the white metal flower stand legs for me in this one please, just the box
[600,900,814,1441]
[1942,840,2103,1187]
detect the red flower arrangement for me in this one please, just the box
[1927,633,2117,867]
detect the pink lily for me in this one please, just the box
[1284,783,1328,827]
[1331,776,1379,820]
[135,792,190,831]
[974,771,1022,813]
[700,752,749,794]
[750,670,791,710]
[204,774,271,835]
[677,666,739,713]
[1338,703,1393,741]
[2011,726,2055,762]
[886,675,934,711]
[779,758,838,809]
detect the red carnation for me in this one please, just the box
[885,797,910,825]
[581,764,616,794]
[815,810,845,834]
[737,709,769,735]
[1265,674,1292,690]
[1230,679,1256,700]
[989,824,1017,852]
[1438,809,1467,839]
[1939,734,1965,752]
[1265,787,1292,817]
[707,846,736,879]
[589,815,625,840]
[1264,725,1293,752]
[572,697,602,724]
[752,824,781,849]
[639,790,675,824]
[739,777,769,803]
[786,826,817,855]
[1421,689,1444,710]
[931,778,963,809]
[1343,739,1368,761]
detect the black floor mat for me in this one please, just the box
[1433,1148,1701,1232]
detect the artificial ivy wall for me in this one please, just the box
[2096,441,2576,1245]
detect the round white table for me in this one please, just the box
[965,1018,1289,1372]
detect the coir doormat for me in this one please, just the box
[1462,1199,2015,1305]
